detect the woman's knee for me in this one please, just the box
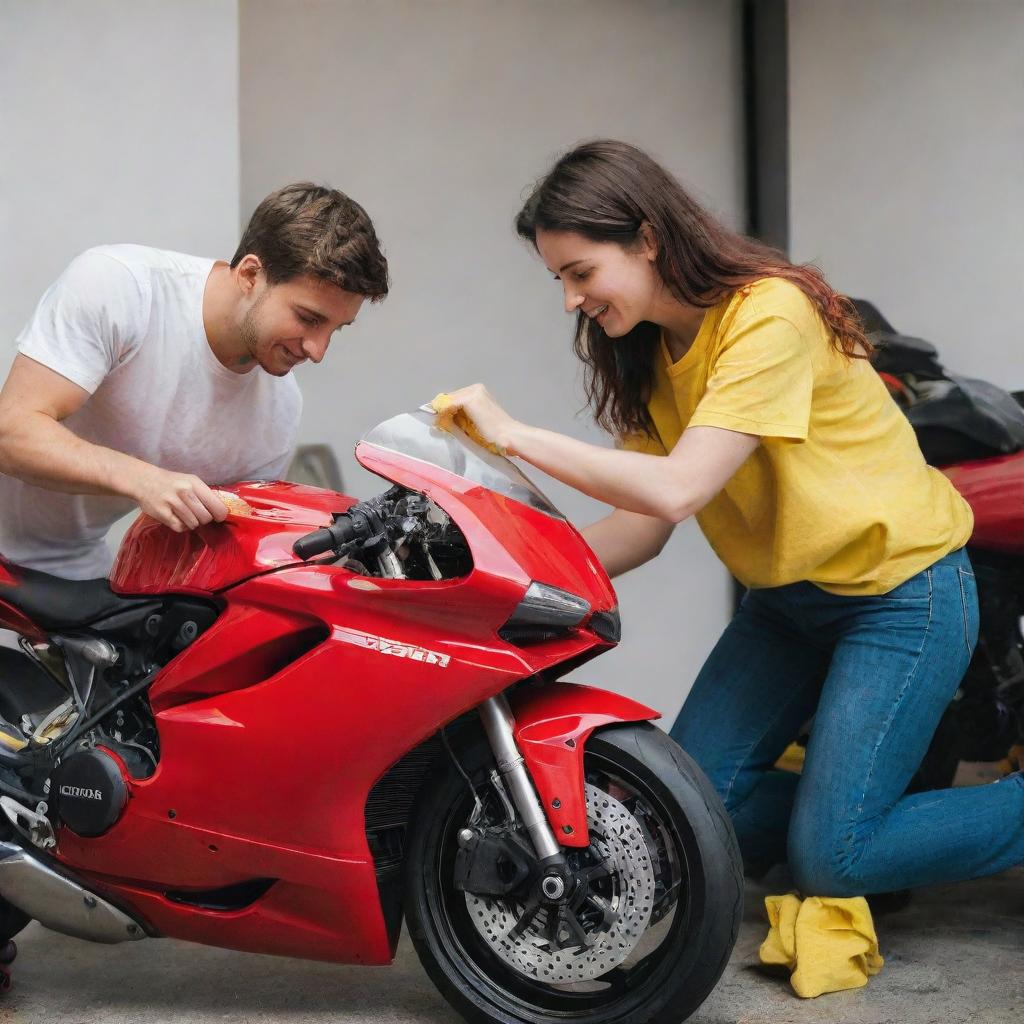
[787,818,867,897]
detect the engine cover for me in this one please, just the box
[50,749,128,837]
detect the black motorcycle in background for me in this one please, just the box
[858,299,1024,789]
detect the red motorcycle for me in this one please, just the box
[0,409,741,1024]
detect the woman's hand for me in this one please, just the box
[438,389,757,525]
[440,384,524,455]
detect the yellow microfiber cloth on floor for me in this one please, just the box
[759,893,884,998]
[429,393,506,456]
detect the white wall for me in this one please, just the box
[239,0,745,719]
[3,0,1016,722]
[789,0,1024,384]
[0,0,241,352]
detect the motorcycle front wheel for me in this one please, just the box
[405,722,742,1024]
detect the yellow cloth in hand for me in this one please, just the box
[759,893,883,999]
[430,393,505,456]
[213,490,254,518]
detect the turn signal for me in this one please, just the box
[589,608,621,644]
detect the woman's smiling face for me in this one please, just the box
[535,227,661,338]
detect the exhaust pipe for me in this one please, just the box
[0,841,146,943]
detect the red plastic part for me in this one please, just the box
[49,441,624,965]
[511,682,659,847]
[943,450,1024,554]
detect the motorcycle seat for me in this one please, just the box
[908,376,1024,466]
[0,564,149,632]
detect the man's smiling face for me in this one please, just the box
[239,273,365,376]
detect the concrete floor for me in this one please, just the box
[1,865,1020,1024]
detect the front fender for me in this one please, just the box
[509,682,659,848]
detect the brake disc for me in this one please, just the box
[464,782,657,984]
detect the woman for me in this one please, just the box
[444,140,1024,897]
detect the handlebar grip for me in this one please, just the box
[292,528,336,560]
[293,516,358,560]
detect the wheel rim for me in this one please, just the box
[465,780,659,983]
[428,747,694,1018]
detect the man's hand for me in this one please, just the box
[128,466,230,532]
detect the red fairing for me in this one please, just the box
[355,443,616,610]
[49,435,628,965]
[943,450,1024,554]
[510,683,659,847]
[109,481,355,594]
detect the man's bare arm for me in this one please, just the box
[0,354,227,531]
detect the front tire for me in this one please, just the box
[405,722,742,1024]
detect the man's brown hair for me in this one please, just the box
[231,182,389,300]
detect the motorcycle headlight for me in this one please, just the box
[498,582,591,644]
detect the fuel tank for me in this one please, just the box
[109,482,354,595]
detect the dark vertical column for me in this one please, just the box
[733,0,791,614]
[743,0,790,253]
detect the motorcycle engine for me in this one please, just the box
[49,746,131,838]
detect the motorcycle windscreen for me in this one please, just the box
[359,409,567,521]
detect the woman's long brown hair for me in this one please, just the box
[516,140,870,438]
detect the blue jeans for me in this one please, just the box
[671,548,1024,895]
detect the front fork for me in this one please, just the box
[477,695,562,861]
[470,686,660,918]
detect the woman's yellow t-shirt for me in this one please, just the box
[623,278,973,595]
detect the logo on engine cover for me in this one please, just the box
[331,627,450,668]
[59,785,104,801]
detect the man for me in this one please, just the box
[0,183,388,579]
[0,183,388,977]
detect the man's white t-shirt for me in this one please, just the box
[0,245,302,580]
